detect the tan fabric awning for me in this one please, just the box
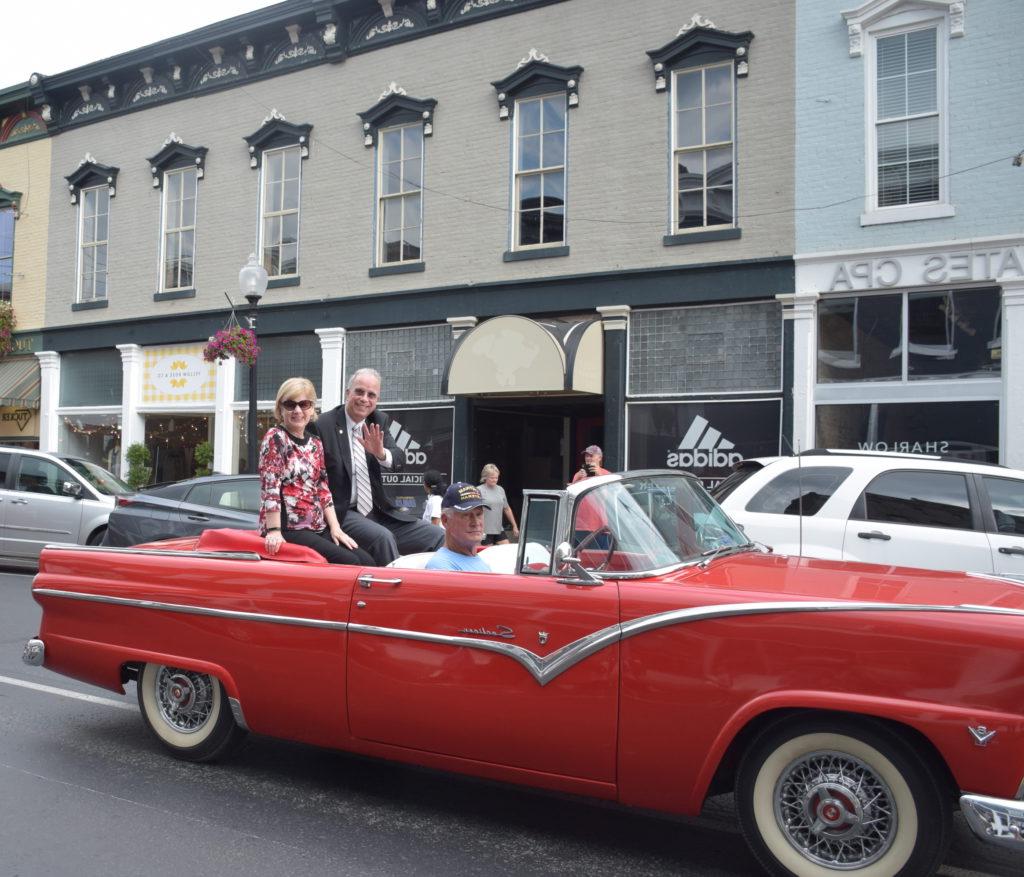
[443,315,603,396]
[0,355,40,408]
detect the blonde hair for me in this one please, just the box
[480,463,499,481]
[274,377,319,424]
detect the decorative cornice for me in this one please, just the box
[378,81,407,101]
[491,54,583,120]
[358,89,437,147]
[841,0,965,57]
[517,48,549,67]
[646,24,755,91]
[677,13,717,35]
[146,137,209,188]
[65,156,119,204]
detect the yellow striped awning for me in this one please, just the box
[0,355,40,408]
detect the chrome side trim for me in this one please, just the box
[32,589,348,630]
[228,697,250,731]
[42,544,263,561]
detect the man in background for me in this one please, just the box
[571,444,611,483]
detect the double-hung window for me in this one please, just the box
[0,204,14,302]
[162,168,197,291]
[514,94,566,248]
[378,124,423,264]
[673,63,734,231]
[79,185,110,302]
[260,145,301,278]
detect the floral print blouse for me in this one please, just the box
[258,426,334,534]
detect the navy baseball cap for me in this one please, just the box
[441,482,491,511]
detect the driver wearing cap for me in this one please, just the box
[425,483,493,572]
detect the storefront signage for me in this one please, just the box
[378,406,454,515]
[628,400,782,488]
[0,406,35,433]
[824,245,1024,292]
[142,344,216,405]
[9,333,42,354]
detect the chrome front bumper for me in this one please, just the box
[961,793,1024,849]
[22,638,45,667]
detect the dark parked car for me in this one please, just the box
[103,474,260,547]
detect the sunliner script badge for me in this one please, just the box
[458,624,514,639]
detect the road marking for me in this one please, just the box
[0,674,135,711]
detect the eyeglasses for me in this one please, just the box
[282,400,313,411]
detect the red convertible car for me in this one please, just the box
[23,470,1024,876]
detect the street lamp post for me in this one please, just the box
[239,253,269,473]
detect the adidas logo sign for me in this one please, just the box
[388,418,427,465]
[666,415,743,469]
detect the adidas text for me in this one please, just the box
[666,448,742,469]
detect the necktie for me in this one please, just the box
[351,425,374,516]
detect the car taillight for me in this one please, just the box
[116,497,136,507]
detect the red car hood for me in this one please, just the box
[665,551,1024,611]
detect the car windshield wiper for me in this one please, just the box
[697,542,758,568]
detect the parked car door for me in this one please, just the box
[842,469,993,574]
[5,454,86,561]
[979,475,1024,581]
[0,450,12,556]
[171,479,259,535]
[346,496,620,781]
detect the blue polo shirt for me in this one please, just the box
[426,547,491,572]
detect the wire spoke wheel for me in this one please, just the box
[154,667,216,734]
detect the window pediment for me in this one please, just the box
[0,186,22,216]
[147,134,208,188]
[491,51,582,120]
[842,0,964,56]
[243,111,312,168]
[358,85,437,147]
[646,18,754,91]
[65,155,119,204]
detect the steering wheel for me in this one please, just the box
[574,527,617,572]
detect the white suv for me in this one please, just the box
[712,450,1024,581]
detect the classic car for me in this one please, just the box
[23,470,1024,877]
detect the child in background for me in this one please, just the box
[422,469,446,527]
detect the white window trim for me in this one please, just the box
[669,62,737,234]
[257,144,302,279]
[376,122,425,266]
[857,7,954,226]
[511,92,568,251]
[77,184,109,303]
[159,167,198,292]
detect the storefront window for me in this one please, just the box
[58,412,121,472]
[815,401,998,464]
[235,334,322,402]
[144,415,212,484]
[59,349,123,406]
[817,295,902,383]
[234,411,276,474]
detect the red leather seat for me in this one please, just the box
[196,528,327,564]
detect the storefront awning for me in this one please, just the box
[0,356,41,408]
[443,315,603,396]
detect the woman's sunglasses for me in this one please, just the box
[282,399,313,411]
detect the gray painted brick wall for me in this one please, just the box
[44,0,794,331]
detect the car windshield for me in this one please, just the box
[571,473,750,574]
[63,458,132,496]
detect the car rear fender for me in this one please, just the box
[692,690,1024,810]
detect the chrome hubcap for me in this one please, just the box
[154,667,214,734]
[774,749,897,868]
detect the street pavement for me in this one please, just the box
[0,568,1019,877]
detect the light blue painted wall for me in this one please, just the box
[796,0,1024,254]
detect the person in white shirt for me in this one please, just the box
[422,469,446,526]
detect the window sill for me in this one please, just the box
[267,275,300,289]
[72,299,109,311]
[663,227,741,246]
[369,261,425,277]
[503,245,570,262]
[153,288,196,301]
[860,204,955,226]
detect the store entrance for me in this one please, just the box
[144,415,212,485]
[471,398,603,524]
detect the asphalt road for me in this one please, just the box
[0,568,1019,877]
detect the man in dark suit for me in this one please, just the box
[314,367,444,565]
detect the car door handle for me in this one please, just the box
[857,530,891,541]
[998,546,1024,557]
[187,514,211,521]
[358,575,402,589]
[9,498,28,505]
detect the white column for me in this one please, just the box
[212,355,237,474]
[447,315,478,340]
[34,351,60,452]
[1000,279,1024,469]
[777,291,819,453]
[316,327,346,411]
[116,344,145,478]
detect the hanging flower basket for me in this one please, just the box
[203,325,260,367]
[0,301,15,358]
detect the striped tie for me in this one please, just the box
[352,425,374,516]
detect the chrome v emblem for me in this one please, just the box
[968,725,997,747]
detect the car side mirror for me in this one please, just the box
[61,481,83,499]
[553,541,601,585]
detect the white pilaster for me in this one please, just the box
[212,355,237,474]
[447,315,478,340]
[777,291,819,453]
[596,304,631,330]
[316,327,346,411]
[34,351,60,452]
[1000,279,1024,469]
[116,344,145,478]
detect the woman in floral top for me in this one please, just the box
[259,377,373,565]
